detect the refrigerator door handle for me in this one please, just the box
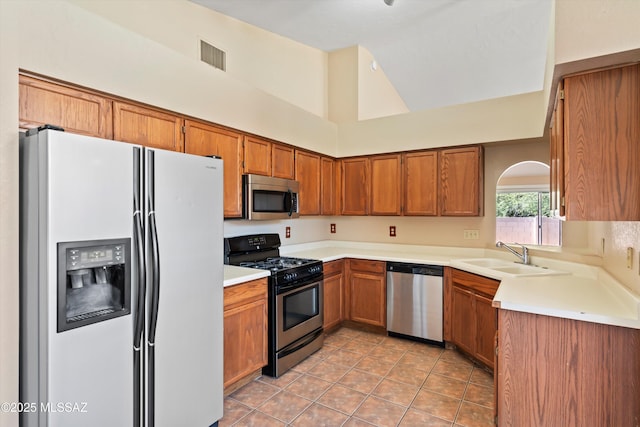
[146,149,161,427]
[132,147,145,427]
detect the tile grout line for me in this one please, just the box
[224,327,494,427]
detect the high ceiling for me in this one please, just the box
[191,0,553,113]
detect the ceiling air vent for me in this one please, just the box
[200,40,226,71]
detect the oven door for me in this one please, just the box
[276,278,323,350]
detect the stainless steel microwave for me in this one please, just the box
[243,174,300,220]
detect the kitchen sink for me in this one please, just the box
[453,258,569,277]
[455,258,514,268]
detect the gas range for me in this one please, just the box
[224,234,323,287]
[239,257,322,286]
[223,233,325,378]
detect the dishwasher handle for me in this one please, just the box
[386,262,443,277]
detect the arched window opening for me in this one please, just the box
[496,161,561,246]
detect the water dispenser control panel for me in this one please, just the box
[57,238,131,332]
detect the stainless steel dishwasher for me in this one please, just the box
[386,262,444,345]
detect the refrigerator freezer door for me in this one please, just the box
[148,148,224,426]
[21,130,134,427]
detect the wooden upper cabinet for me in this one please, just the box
[243,136,272,176]
[184,120,244,218]
[321,157,337,215]
[562,64,640,221]
[550,83,565,218]
[341,157,369,215]
[370,154,402,216]
[272,144,295,179]
[243,136,295,179]
[403,151,438,216]
[19,75,113,139]
[113,101,183,151]
[295,150,321,215]
[439,146,484,216]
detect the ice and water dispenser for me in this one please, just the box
[57,238,131,332]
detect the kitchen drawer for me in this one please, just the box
[323,260,344,277]
[224,278,268,311]
[349,259,385,274]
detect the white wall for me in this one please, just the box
[356,46,409,121]
[336,91,548,157]
[69,0,330,120]
[555,0,640,64]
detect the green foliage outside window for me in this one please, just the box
[496,192,550,217]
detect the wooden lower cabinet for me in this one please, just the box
[346,259,386,328]
[497,309,640,426]
[323,260,344,330]
[448,268,498,369]
[223,278,268,389]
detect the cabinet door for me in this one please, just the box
[223,299,268,387]
[475,293,496,369]
[550,83,565,218]
[403,151,438,216]
[451,285,475,356]
[321,157,337,215]
[323,272,343,330]
[370,154,402,215]
[341,158,369,215]
[348,260,386,328]
[113,101,183,151]
[439,146,483,216]
[223,279,268,389]
[184,120,244,218]
[19,75,113,139]
[563,64,640,220]
[295,150,321,215]
[244,136,272,176]
[272,144,295,179]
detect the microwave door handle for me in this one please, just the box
[285,189,293,217]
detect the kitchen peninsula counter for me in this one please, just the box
[278,240,640,330]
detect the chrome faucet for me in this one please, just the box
[496,241,530,265]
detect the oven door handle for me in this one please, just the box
[277,277,323,295]
[278,328,323,359]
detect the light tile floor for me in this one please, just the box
[221,326,494,427]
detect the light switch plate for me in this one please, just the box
[627,247,633,269]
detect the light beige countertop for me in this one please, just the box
[224,240,640,329]
[223,265,270,287]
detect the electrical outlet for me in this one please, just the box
[389,226,396,237]
[330,223,336,233]
[464,229,480,240]
[285,226,291,238]
[627,247,633,269]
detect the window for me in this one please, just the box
[496,162,561,246]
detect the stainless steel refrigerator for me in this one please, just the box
[19,128,224,427]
